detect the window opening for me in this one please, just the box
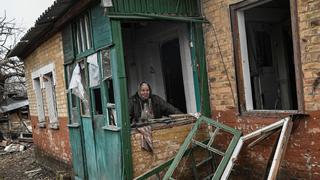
[161,38,187,113]
[236,0,297,110]
[122,21,196,115]
[100,48,115,125]
[93,88,103,115]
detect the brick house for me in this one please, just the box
[202,0,320,179]
[7,0,320,179]
[8,0,211,179]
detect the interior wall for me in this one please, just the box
[123,23,166,98]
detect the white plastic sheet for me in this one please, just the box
[68,64,87,102]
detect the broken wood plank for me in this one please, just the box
[267,117,292,180]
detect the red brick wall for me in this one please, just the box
[24,33,71,170]
[202,0,320,179]
[31,116,72,165]
[131,122,209,178]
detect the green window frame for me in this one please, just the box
[74,12,93,56]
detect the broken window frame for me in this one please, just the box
[230,0,304,113]
[65,63,80,125]
[65,49,117,127]
[99,47,117,127]
[78,60,91,116]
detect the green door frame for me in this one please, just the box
[108,15,211,179]
[110,20,133,179]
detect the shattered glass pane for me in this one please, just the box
[101,48,112,79]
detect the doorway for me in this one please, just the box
[161,38,187,113]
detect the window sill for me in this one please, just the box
[49,123,59,130]
[38,123,46,128]
[67,123,81,128]
[241,110,307,118]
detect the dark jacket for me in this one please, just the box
[128,93,181,123]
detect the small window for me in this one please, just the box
[75,13,92,54]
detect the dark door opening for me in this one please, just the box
[161,39,187,113]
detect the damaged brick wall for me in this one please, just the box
[24,33,72,169]
[131,123,208,178]
[202,0,320,179]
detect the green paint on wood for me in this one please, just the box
[62,24,75,63]
[68,127,86,179]
[194,23,211,116]
[189,23,201,112]
[110,20,133,179]
[81,117,98,180]
[163,116,241,180]
[108,0,200,16]
[91,5,112,50]
[94,116,122,179]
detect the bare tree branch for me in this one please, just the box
[0,12,26,102]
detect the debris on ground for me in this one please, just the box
[0,140,56,180]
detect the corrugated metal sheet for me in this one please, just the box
[0,99,29,113]
[109,0,200,17]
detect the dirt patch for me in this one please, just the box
[0,144,56,180]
